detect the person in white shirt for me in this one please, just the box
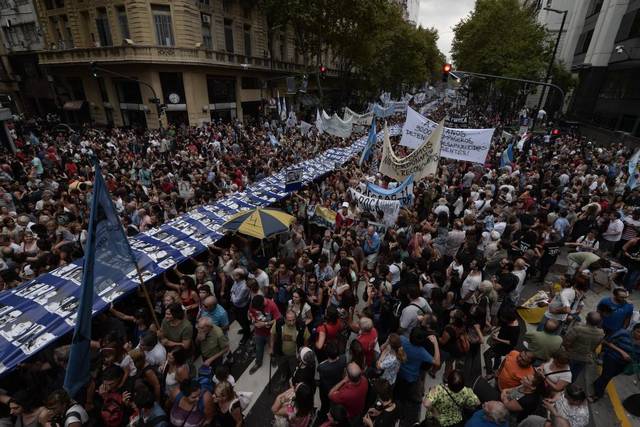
[399,286,432,336]
[600,211,624,254]
[138,331,167,368]
[433,198,450,217]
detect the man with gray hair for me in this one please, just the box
[356,316,378,368]
[196,316,229,369]
[465,401,509,426]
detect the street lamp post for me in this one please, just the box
[533,5,568,129]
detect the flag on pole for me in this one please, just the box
[63,161,138,399]
[628,149,640,190]
[277,90,281,116]
[359,119,377,166]
[280,97,287,121]
[315,109,324,134]
[269,133,280,146]
[500,143,514,168]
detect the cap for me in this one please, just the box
[342,202,349,208]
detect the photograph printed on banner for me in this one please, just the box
[44,295,79,325]
[126,267,155,282]
[173,240,197,257]
[0,305,22,329]
[51,263,84,284]
[149,230,179,245]
[94,277,125,303]
[0,308,55,356]
[14,282,57,303]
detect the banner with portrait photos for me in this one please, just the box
[0,123,404,376]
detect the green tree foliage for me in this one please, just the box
[451,0,551,80]
[258,0,443,100]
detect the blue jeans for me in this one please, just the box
[254,335,269,366]
[593,354,627,398]
[623,267,640,292]
[570,360,586,380]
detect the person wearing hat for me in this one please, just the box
[335,202,352,232]
[433,198,450,217]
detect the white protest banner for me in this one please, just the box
[379,121,442,181]
[349,187,400,226]
[315,110,324,133]
[319,113,353,138]
[386,101,408,115]
[300,121,312,136]
[413,92,426,105]
[400,107,495,164]
[344,107,373,126]
[365,175,414,206]
[373,103,395,118]
[447,116,468,125]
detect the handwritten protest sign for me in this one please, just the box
[400,107,495,164]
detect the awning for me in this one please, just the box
[62,100,86,111]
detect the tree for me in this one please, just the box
[451,0,551,78]
[451,0,552,114]
[257,0,444,104]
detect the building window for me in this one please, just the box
[199,0,210,5]
[117,6,130,40]
[279,33,286,61]
[95,8,112,47]
[201,13,212,48]
[222,0,232,13]
[243,6,252,19]
[224,18,234,52]
[243,24,251,57]
[207,76,235,103]
[152,4,174,46]
[574,29,593,55]
[586,0,603,18]
[115,79,143,104]
[63,15,74,48]
[160,72,186,105]
[44,0,64,9]
[97,77,109,102]
[3,23,38,49]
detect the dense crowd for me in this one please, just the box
[1,103,640,427]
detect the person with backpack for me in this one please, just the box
[91,365,132,427]
[42,389,89,427]
[439,309,470,378]
[271,309,310,382]
[169,379,214,427]
[399,286,432,337]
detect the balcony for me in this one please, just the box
[37,45,335,75]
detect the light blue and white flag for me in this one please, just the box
[359,120,377,166]
[628,149,640,189]
[500,143,514,168]
[64,161,138,399]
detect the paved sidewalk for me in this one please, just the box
[519,249,640,427]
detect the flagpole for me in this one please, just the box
[134,264,161,330]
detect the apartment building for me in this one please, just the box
[569,0,640,136]
[33,0,324,128]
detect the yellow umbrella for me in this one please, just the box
[222,208,295,240]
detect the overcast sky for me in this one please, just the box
[417,0,476,61]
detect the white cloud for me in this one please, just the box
[417,0,476,61]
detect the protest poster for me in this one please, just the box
[300,121,312,136]
[372,103,395,118]
[400,107,495,164]
[365,175,414,206]
[285,168,303,192]
[349,188,400,226]
[379,121,443,181]
[446,116,468,125]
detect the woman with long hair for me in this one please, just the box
[288,288,314,326]
[272,383,314,427]
[376,333,407,385]
[161,348,191,403]
[213,381,244,427]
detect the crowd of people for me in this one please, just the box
[0,99,640,427]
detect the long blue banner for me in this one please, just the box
[0,124,403,376]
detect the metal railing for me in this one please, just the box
[38,45,329,75]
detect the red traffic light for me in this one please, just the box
[443,63,452,73]
[319,65,327,74]
[552,129,560,135]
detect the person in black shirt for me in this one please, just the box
[483,309,520,375]
[537,232,563,283]
[317,342,347,424]
[500,372,547,422]
[362,379,399,427]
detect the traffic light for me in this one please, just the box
[319,64,327,77]
[551,128,560,136]
[442,63,452,82]
[90,62,98,78]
